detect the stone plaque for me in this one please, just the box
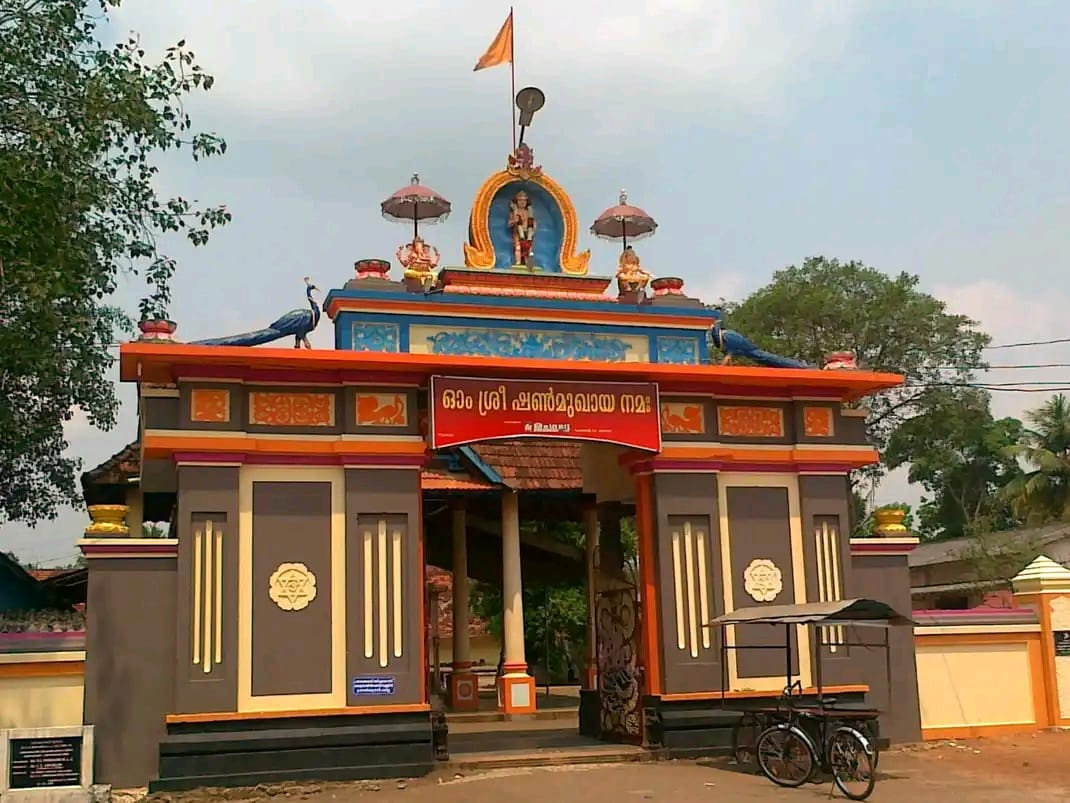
[8,736,82,789]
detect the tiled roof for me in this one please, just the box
[426,566,490,639]
[28,569,68,582]
[420,469,497,491]
[908,522,1070,567]
[471,441,583,490]
[81,441,140,488]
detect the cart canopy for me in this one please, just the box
[708,598,915,628]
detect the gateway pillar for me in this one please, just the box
[498,490,536,714]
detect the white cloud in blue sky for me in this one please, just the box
[5,0,1070,562]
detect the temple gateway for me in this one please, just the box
[78,93,921,791]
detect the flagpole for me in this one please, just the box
[510,6,516,152]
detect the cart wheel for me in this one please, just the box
[731,712,762,773]
[756,726,814,788]
[828,728,876,801]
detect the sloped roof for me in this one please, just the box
[82,439,585,492]
[81,441,140,488]
[470,441,583,490]
[909,522,1070,568]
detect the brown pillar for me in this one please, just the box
[448,502,478,710]
[584,502,600,690]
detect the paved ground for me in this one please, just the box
[141,730,1070,803]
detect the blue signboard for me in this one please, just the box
[352,675,396,696]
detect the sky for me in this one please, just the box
[4,0,1070,564]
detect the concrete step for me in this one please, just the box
[445,708,579,724]
[448,744,649,772]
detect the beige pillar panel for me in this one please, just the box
[501,491,526,668]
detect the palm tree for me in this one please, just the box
[1001,393,1070,524]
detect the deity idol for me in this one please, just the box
[616,246,652,295]
[508,190,537,267]
[396,236,440,289]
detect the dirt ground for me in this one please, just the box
[138,730,1070,803]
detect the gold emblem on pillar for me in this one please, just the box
[269,562,318,611]
[743,558,783,603]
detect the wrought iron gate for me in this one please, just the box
[595,587,642,742]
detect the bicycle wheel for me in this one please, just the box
[828,728,876,800]
[756,726,815,788]
[731,712,763,772]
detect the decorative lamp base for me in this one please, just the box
[650,277,685,296]
[823,351,859,370]
[354,259,391,281]
[137,319,178,343]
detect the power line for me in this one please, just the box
[985,337,1070,350]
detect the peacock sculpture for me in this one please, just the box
[710,320,810,369]
[193,277,321,349]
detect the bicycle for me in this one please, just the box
[731,681,800,772]
[754,690,879,800]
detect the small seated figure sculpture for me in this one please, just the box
[397,236,440,288]
[616,246,652,295]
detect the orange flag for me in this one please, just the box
[473,11,514,71]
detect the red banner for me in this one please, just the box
[429,376,662,452]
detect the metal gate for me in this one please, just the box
[595,587,642,742]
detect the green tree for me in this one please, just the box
[0,0,229,524]
[1000,393,1070,525]
[724,258,989,484]
[884,388,1023,539]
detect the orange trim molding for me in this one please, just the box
[120,342,904,401]
[165,703,431,724]
[0,660,85,678]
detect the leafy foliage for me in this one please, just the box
[885,388,1023,539]
[0,0,229,523]
[1000,393,1070,525]
[725,257,989,484]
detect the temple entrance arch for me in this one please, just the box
[423,375,659,725]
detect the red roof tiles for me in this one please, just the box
[471,440,583,490]
[420,469,497,491]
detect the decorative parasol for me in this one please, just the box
[590,189,658,251]
[381,173,452,239]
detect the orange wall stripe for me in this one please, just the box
[165,703,431,724]
[120,342,903,399]
[655,446,880,465]
[0,661,85,678]
[143,434,426,460]
[636,473,662,696]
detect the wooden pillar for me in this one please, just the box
[584,501,600,690]
[448,502,478,710]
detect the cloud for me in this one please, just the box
[933,278,1070,421]
[108,0,863,125]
